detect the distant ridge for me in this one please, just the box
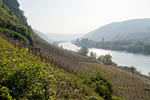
[46,33,83,42]
[84,18,150,42]
[33,29,54,43]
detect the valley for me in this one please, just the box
[0,0,150,100]
[59,42,150,75]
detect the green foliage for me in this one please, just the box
[0,86,15,100]
[79,71,113,100]
[88,96,104,100]
[144,88,150,91]
[0,38,55,100]
[91,73,113,100]
[98,54,117,66]
[0,28,29,45]
[2,0,30,27]
[143,43,150,54]
[148,72,150,77]
[78,46,89,56]
[123,66,140,74]
[0,0,2,5]
[0,37,112,100]
[90,52,97,59]
[75,38,150,55]
[0,0,33,45]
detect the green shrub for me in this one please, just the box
[0,0,2,6]
[0,28,29,45]
[88,96,99,100]
[0,2,33,45]
[91,73,112,100]
[98,54,117,66]
[0,86,15,100]
[0,43,55,100]
[78,46,89,56]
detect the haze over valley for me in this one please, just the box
[0,0,150,100]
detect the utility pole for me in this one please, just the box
[102,37,104,47]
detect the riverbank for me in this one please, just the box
[59,42,150,75]
[74,39,150,55]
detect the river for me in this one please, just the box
[58,42,150,75]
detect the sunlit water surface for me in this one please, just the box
[59,42,150,75]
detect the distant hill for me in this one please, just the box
[46,33,83,42]
[1,0,150,100]
[33,29,54,43]
[84,19,150,42]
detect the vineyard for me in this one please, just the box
[32,34,150,100]
[0,0,150,99]
[1,37,119,100]
[80,62,150,100]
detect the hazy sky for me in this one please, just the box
[18,0,150,34]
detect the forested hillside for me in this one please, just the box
[78,19,150,54]
[0,0,33,46]
[84,19,150,42]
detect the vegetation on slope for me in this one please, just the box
[0,38,55,100]
[0,0,33,45]
[32,35,123,100]
[0,37,117,100]
[0,0,149,100]
[79,62,150,100]
[2,0,32,29]
[33,27,150,100]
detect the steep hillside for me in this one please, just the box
[0,37,108,100]
[33,31,150,100]
[0,0,150,100]
[0,0,120,100]
[80,62,150,100]
[2,0,30,27]
[84,19,150,42]
[0,0,33,45]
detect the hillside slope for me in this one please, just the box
[0,0,150,100]
[33,32,150,100]
[80,62,150,100]
[0,37,107,100]
[84,19,150,42]
[0,0,119,100]
[0,0,33,45]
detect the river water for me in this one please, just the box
[58,42,150,75]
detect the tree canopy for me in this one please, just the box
[78,46,89,56]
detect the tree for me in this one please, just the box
[148,72,150,77]
[0,0,2,5]
[98,54,112,65]
[90,52,97,59]
[78,47,88,56]
[130,66,136,74]
[144,44,150,54]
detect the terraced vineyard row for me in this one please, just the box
[0,37,104,100]
[80,62,150,100]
